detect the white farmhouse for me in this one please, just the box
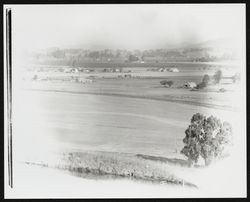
[71,68,79,73]
[183,82,197,89]
[168,68,179,72]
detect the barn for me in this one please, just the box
[168,68,179,72]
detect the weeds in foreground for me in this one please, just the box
[24,151,197,188]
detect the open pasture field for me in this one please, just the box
[21,73,237,110]
[14,88,235,160]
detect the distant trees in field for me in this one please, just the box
[202,74,210,85]
[160,80,174,88]
[32,74,38,81]
[213,70,222,84]
[51,49,65,58]
[196,82,206,90]
[195,74,210,90]
[181,113,233,167]
[232,73,241,83]
[128,54,140,62]
[88,51,100,59]
[194,69,240,91]
[71,59,77,67]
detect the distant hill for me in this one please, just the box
[28,38,241,66]
[177,38,240,60]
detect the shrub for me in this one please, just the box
[181,113,233,166]
[195,74,210,90]
[160,80,174,87]
[232,73,240,83]
[32,74,38,81]
[202,74,210,85]
[219,88,226,92]
[196,82,207,89]
[213,70,222,84]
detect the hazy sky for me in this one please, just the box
[9,4,245,51]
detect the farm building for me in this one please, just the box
[83,68,94,73]
[103,68,123,73]
[158,67,168,72]
[71,68,79,73]
[168,68,179,72]
[77,67,84,72]
[64,68,79,73]
[76,77,92,83]
[85,79,93,83]
[124,74,132,78]
[183,82,197,89]
[83,69,90,73]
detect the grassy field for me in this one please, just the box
[14,89,235,159]
[20,73,238,110]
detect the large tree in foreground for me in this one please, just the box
[181,113,233,166]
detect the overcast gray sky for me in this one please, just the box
[9,4,245,51]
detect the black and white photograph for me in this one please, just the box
[4,4,246,198]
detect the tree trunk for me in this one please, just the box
[188,158,194,168]
[204,157,212,166]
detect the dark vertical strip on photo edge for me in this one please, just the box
[6,8,13,188]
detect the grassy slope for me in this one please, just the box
[22,150,198,188]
